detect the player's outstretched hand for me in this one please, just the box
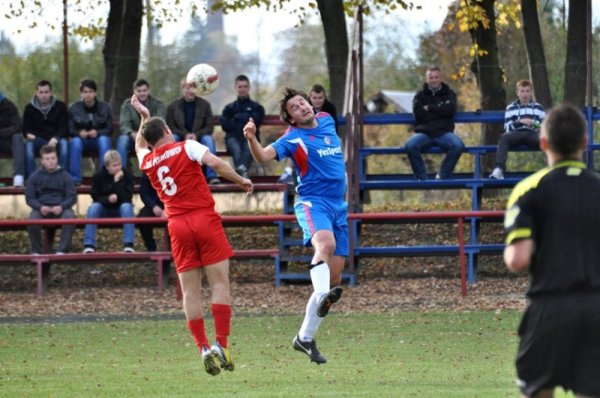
[131,95,150,119]
[243,118,256,140]
[239,178,254,195]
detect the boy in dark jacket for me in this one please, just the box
[83,150,135,253]
[405,66,464,180]
[25,145,76,254]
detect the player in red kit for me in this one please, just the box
[131,95,253,376]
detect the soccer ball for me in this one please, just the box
[186,63,220,96]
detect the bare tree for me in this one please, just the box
[563,0,587,106]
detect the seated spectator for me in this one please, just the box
[220,74,265,178]
[117,78,165,169]
[405,66,464,180]
[25,145,76,254]
[0,90,26,187]
[279,83,338,183]
[138,173,166,252]
[166,78,220,184]
[23,80,69,177]
[83,150,135,253]
[69,79,113,185]
[490,79,546,179]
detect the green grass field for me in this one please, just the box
[0,311,575,397]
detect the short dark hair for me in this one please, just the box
[310,84,326,96]
[79,79,97,92]
[37,80,53,90]
[40,144,57,157]
[426,66,441,74]
[133,78,149,89]
[235,74,249,84]
[542,103,586,157]
[142,117,167,146]
[279,87,309,125]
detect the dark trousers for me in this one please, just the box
[137,206,169,251]
[28,209,76,253]
[496,129,540,171]
[0,134,26,177]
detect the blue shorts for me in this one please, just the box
[294,198,349,257]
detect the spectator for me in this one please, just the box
[166,78,220,184]
[0,90,26,187]
[23,80,69,177]
[83,150,135,253]
[405,66,464,180]
[138,173,165,252]
[220,75,265,178]
[117,78,165,169]
[279,84,338,184]
[68,79,113,185]
[25,145,76,254]
[490,79,546,180]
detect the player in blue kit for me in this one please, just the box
[243,87,347,365]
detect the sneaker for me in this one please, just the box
[208,177,221,185]
[201,346,221,376]
[293,335,327,364]
[13,175,24,187]
[490,167,504,180]
[123,244,135,253]
[236,165,249,179]
[83,246,95,254]
[278,170,293,184]
[316,286,343,318]
[435,174,442,180]
[55,251,65,255]
[211,342,234,371]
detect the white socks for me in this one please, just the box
[310,261,330,295]
[298,261,330,342]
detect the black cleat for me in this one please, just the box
[293,335,327,364]
[317,286,343,318]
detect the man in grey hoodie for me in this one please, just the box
[25,145,76,254]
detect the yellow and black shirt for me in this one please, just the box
[504,160,600,297]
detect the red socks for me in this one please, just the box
[187,318,209,351]
[211,303,231,348]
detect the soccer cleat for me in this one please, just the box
[316,286,343,318]
[201,347,221,376]
[211,342,234,371]
[490,167,504,180]
[293,335,327,364]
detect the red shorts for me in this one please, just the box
[167,210,233,273]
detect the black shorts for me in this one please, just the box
[516,293,600,396]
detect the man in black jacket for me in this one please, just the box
[82,150,135,253]
[25,145,76,254]
[405,66,464,180]
[23,80,69,177]
[0,90,26,187]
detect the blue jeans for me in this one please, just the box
[83,202,135,247]
[116,135,133,169]
[69,136,112,183]
[26,137,69,177]
[225,135,252,172]
[405,132,465,180]
[173,134,218,180]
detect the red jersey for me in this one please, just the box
[138,140,215,217]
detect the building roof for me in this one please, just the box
[366,90,414,113]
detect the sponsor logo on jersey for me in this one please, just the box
[317,146,342,158]
[144,145,182,168]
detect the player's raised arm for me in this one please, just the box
[130,94,150,154]
[243,118,277,162]
[201,152,254,195]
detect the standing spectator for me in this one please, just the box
[131,95,253,376]
[490,80,546,179]
[244,88,346,365]
[166,78,220,184]
[405,66,464,180]
[138,173,165,252]
[504,103,600,398]
[25,145,76,254]
[117,79,165,169]
[0,90,26,187]
[220,75,265,178]
[23,80,69,177]
[68,79,113,185]
[82,150,135,253]
[278,84,338,184]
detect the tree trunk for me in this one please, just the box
[563,0,586,107]
[316,0,348,119]
[521,0,552,108]
[109,0,143,120]
[103,0,124,103]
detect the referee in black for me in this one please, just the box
[504,103,600,398]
